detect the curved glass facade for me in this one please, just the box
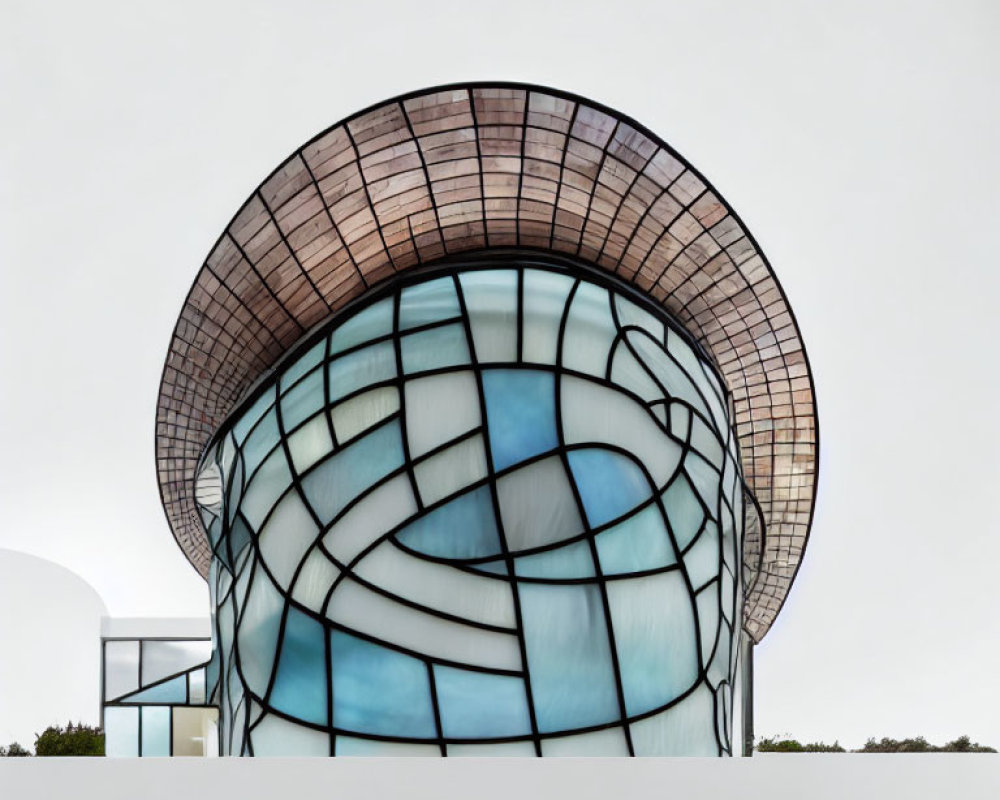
[195,257,745,756]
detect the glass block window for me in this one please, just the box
[102,637,218,757]
[196,257,748,756]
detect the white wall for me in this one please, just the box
[0,756,998,800]
[0,549,108,749]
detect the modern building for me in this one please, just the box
[125,83,817,757]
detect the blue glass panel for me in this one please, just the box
[433,666,532,739]
[482,369,558,471]
[400,276,460,330]
[330,630,436,738]
[662,474,704,550]
[400,323,470,373]
[567,448,651,528]
[280,367,324,432]
[118,674,187,704]
[328,340,397,403]
[270,606,328,725]
[513,539,595,580]
[330,297,394,354]
[227,515,252,568]
[279,340,325,392]
[595,503,676,575]
[394,486,502,560]
[519,582,620,733]
[241,407,280,478]
[301,420,404,525]
[141,707,170,757]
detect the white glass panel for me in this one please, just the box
[560,376,682,489]
[607,571,699,716]
[331,386,400,443]
[104,707,139,758]
[496,455,583,553]
[141,707,171,757]
[399,275,460,329]
[404,371,480,458]
[561,280,616,377]
[522,269,574,365]
[414,434,488,506]
[354,541,516,628]
[630,331,711,421]
[326,578,521,671]
[189,668,206,705]
[258,489,320,588]
[241,447,292,531]
[685,451,720,510]
[287,413,334,474]
[335,737,439,756]
[104,640,139,701]
[684,521,720,591]
[614,294,664,342]
[291,547,341,612]
[173,707,219,757]
[611,344,663,401]
[236,573,285,697]
[194,462,223,513]
[446,741,537,756]
[541,726,630,756]
[328,340,397,402]
[141,640,212,687]
[667,327,728,428]
[662,474,704,550]
[696,583,722,672]
[629,684,718,756]
[323,474,418,564]
[459,269,518,363]
[251,713,330,756]
[669,401,690,442]
[690,414,724,468]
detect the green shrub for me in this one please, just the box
[34,722,104,757]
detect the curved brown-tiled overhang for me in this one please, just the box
[156,82,818,642]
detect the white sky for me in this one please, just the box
[2,0,998,751]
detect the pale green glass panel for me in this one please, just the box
[690,414,724,469]
[595,503,676,575]
[330,386,400,443]
[696,582,722,672]
[611,344,663,402]
[141,640,212,687]
[335,737,439,756]
[522,269,575,365]
[104,640,139,701]
[290,547,341,613]
[496,455,583,553]
[323,473,418,565]
[241,447,292,531]
[330,297,393,354]
[354,541,516,628]
[629,332,712,422]
[400,323,470,373]
[669,401,690,442]
[404,370,480,458]
[607,571,699,716]
[614,294,664,342]
[325,578,521,671]
[279,367,324,432]
[414,433,488,506]
[685,450,720,510]
[236,573,284,697]
[541,726,630,756]
[399,275,460,330]
[629,684,718,756]
[446,741,537,756]
[560,375,682,490]
[561,280,617,377]
[328,340,396,403]
[662,474,704,551]
[250,713,330,756]
[459,269,518,363]
[287,413,334,474]
[279,340,325,392]
[104,707,139,758]
[258,489,320,588]
[513,538,595,580]
[684,521,720,590]
[141,707,170,757]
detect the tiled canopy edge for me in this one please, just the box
[155,82,818,642]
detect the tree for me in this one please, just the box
[34,722,104,757]
[0,742,32,757]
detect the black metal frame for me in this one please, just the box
[196,254,750,756]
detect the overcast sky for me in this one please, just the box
[2,0,998,751]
